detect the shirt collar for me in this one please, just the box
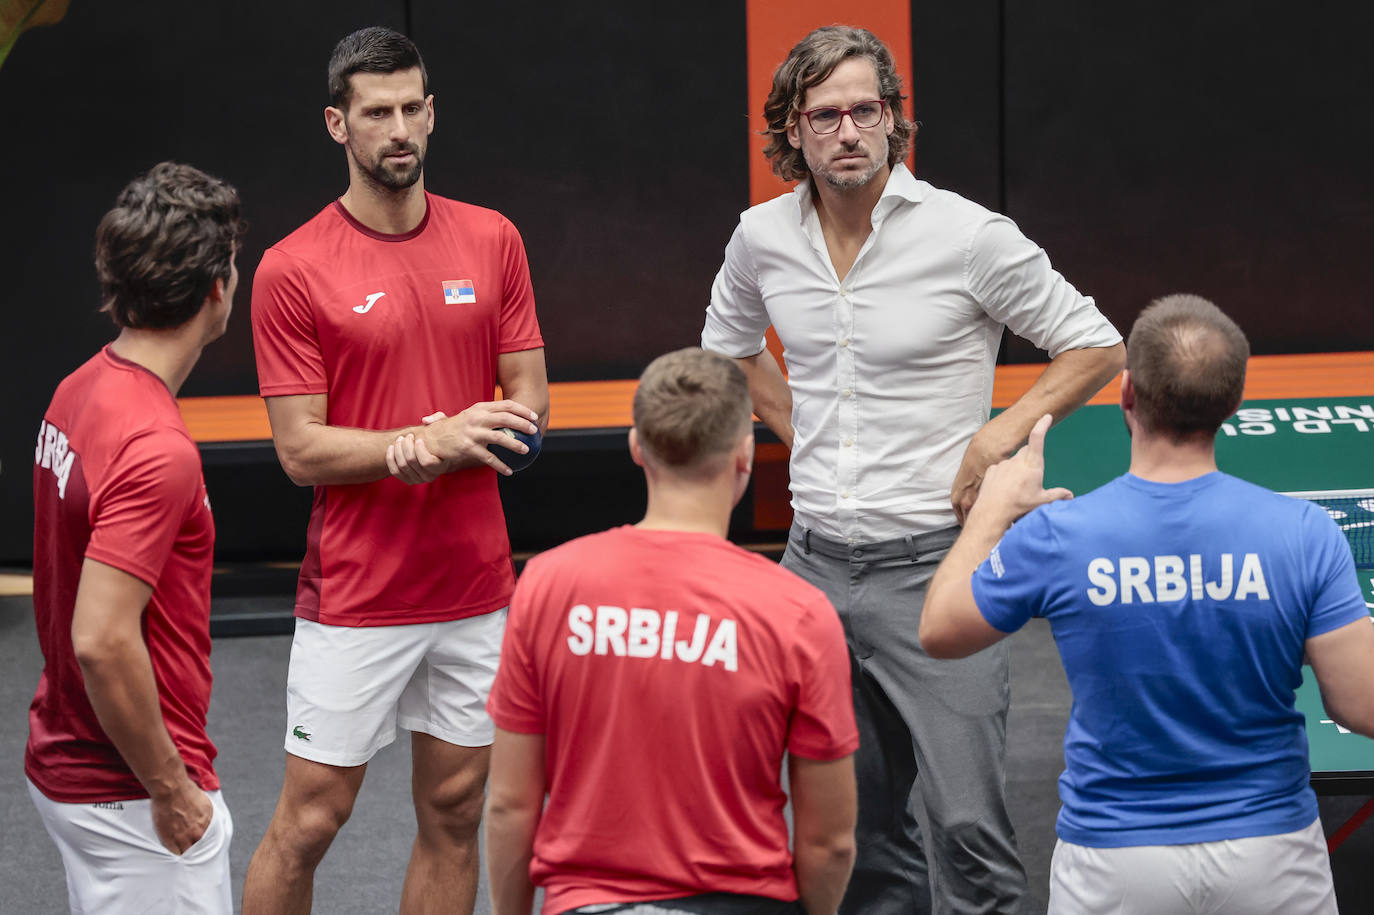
[791,162,925,224]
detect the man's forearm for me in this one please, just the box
[928,507,1011,615]
[275,421,431,487]
[734,349,794,449]
[487,728,546,915]
[927,414,1067,657]
[920,508,1019,658]
[984,343,1124,454]
[486,807,538,915]
[794,839,856,915]
[501,382,550,436]
[72,563,212,855]
[77,624,194,799]
[951,346,1119,521]
[789,754,856,915]
[274,400,543,487]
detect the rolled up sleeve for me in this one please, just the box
[967,215,1122,358]
[702,221,771,358]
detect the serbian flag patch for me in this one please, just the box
[443,280,476,305]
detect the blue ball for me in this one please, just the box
[488,427,541,472]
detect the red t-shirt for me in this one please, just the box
[488,526,858,913]
[27,347,219,803]
[252,194,544,626]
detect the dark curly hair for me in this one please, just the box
[328,26,429,111]
[94,162,246,330]
[762,25,915,182]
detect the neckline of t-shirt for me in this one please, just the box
[1120,470,1224,494]
[619,523,729,544]
[332,195,431,242]
[101,344,176,401]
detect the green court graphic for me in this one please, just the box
[1032,396,1374,781]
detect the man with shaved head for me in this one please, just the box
[922,295,1374,915]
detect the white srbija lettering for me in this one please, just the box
[1086,553,1270,606]
[34,420,75,499]
[566,604,738,672]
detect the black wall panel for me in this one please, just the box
[0,3,407,561]
[1002,1,1374,361]
[410,0,749,381]
[909,2,1001,211]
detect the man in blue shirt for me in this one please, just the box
[920,294,1374,915]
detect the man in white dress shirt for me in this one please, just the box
[701,25,1125,915]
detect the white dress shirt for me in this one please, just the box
[702,164,1122,542]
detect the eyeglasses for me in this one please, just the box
[800,99,888,135]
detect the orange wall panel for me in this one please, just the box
[746,1,913,206]
[745,0,913,529]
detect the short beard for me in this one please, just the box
[353,141,424,192]
[805,135,889,191]
[816,158,883,189]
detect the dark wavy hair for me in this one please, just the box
[1127,294,1250,440]
[94,162,246,330]
[762,25,915,182]
[328,26,429,111]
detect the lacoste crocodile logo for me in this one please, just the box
[292,725,312,741]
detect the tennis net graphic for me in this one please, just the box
[1285,489,1374,569]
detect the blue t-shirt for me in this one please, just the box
[971,471,1367,847]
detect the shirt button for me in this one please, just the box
[840,287,851,296]
[844,438,854,447]
[840,338,850,348]
[852,549,864,559]
[840,489,851,499]
[842,388,853,398]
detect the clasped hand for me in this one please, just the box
[386,400,540,484]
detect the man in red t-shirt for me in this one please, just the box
[27,162,246,914]
[485,348,858,915]
[243,26,548,915]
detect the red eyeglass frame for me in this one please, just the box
[799,99,889,134]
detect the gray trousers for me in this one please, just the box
[782,523,1026,915]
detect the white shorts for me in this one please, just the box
[285,609,507,766]
[27,779,233,915]
[1048,817,1337,915]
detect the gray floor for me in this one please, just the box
[2,595,438,914]
[3,594,1372,914]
